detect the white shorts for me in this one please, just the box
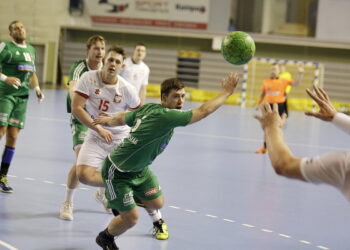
[76,133,124,170]
[300,152,350,201]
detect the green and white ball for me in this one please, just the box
[221,31,255,65]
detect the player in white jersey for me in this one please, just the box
[120,43,149,105]
[255,86,350,202]
[73,46,140,188]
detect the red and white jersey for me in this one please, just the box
[119,57,150,93]
[75,70,140,138]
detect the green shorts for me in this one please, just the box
[70,115,88,149]
[0,95,28,129]
[102,157,162,211]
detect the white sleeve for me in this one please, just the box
[332,112,350,134]
[300,152,350,201]
[75,72,90,98]
[126,85,141,109]
[142,66,150,86]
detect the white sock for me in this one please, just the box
[148,209,162,222]
[64,188,76,202]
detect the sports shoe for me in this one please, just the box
[153,219,169,240]
[96,230,119,250]
[0,176,13,193]
[94,189,112,214]
[255,146,267,154]
[60,201,73,220]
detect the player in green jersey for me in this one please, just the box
[0,21,44,193]
[60,35,106,220]
[93,72,240,249]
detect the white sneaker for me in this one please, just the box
[60,201,73,220]
[94,189,112,214]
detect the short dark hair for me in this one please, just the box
[86,35,105,49]
[135,43,146,48]
[8,20,20,32]
[161,78,185,97]
[107,45,126,60]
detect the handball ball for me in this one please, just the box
[221,31,255,65]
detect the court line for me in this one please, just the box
[30,116,347,151]
[0,240,19,250]
[5,175,331,250]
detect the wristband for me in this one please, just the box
[35,86,41,91]
[0,73,8,82]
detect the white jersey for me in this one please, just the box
[301,152,350,201]
[119,57,150,93]
[75,70,140,139]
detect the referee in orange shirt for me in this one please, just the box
[255,63,304,154]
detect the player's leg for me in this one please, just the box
[60,116,87,220]
[135,168,169,240]
[0,96,26,193]
[96,208,138,250]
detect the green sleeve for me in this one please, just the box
[125,110,137,127]
[0,42,8,64]
[164,109,193,127]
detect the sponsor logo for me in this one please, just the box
[135,1,169,12]
[175,4,206,13]
[127,134,138,144]
[145,187,159,197]
[99,0,129,13]
[16,51,20,55]
[114,94,122,103]
[95,89,101,95]
[123,191,134,206]
[17,64,34,72]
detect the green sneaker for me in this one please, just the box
[153,219,169,240]
[0,176,13,193]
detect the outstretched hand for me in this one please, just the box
[221,72,239,95]
[254,102,287,131]
[305,86,336,121]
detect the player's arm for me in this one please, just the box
[0,42,21,89]
[255,103,304,180]
[139,85,147,106]
[189,72,239,124]
[92,112,127,127]
[305,86,350,133]
[30,72,44,102]
[72,92,113,143]
[291,64,304,86]
[68,80,78,99]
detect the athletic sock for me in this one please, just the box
[148,209,162,222]
[0,146,15,176]
[64,187,76,202]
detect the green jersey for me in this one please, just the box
[108,103,192,172]
[66,59,89,113]
[0,41,36,97]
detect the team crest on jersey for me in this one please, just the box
[95,89,100,95]
[114,94,122,103]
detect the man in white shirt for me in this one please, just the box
[255,86,350,201]
[120,43,150,105]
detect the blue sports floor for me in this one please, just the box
[0,89,349,250]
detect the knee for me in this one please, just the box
[76,166,88,184]
[121,211,139,228]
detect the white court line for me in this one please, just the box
[24,177,35,181]
[279,233,292,238]
[317,246,329,250]
[223,218,235,223]
[31,116,348,151]
[176,131,348,151]
[0,240,19,250]
[242,224,255,228]
[300,240,312,245]
[205,214,218,218]
[43,180,54,184]
[169,205,180,209]
[185,209,197,213]
[261,229,273,233]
